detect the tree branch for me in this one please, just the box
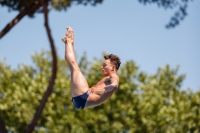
[0,118,7,133]
[0,1,41,39]
[25,0,57,132]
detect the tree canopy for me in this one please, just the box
[0,0,192,33]
[0,50,199,133]
[138,0,190,28]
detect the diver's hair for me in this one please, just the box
[104,54,121,70]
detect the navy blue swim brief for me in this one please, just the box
[72,91,90,109]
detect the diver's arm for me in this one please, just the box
[104,74,119,93]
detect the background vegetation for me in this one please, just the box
[0,50,199,133]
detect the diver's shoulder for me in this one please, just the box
[110,73,119,79]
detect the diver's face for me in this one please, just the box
[101,59,114,76]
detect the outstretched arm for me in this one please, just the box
[104,74,119,93]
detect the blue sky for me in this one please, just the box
[0,0,200,92]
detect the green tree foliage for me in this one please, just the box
[0,0,103,17]
[138,0,191,28]
[0,50,199,133]
[0,0,193,38]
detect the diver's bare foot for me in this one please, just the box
[62,27,74,44]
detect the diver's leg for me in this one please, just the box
[62,27,89,97]
[62,27,76,62]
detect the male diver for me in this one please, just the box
[62,27,121,109]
